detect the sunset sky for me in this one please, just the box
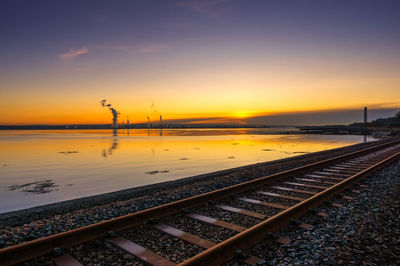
[0,0,399,125]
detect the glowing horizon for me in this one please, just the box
[0,105,398,126]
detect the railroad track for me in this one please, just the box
[2,139,400,265]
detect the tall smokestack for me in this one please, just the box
[364,107,367,124]
[100,99,120,128]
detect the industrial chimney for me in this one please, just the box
[100,99,120,128]
[364,107,368,124]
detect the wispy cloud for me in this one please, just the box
[245,108,400,126]
[58,43,169,60]
[59,48,89,59]
[165,116,244,125]
[365,102,400,109]
[163,106,400,126]
[89,45,135,54]
[87,44,169,55]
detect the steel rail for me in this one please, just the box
[0,138,399,265]
[179,149,400,265]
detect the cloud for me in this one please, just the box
[59,48,89,59]
[57,44,168,60]
[166,116,244,125]
[363,102,400,109]
[162,107,400,126]
[89,45,134,54]
[85,44,169,55]
[244,108,400,126]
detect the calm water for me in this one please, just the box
[0,129,376,213]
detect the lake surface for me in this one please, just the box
[0,129,376,213]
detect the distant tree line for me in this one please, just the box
[369,110,400,127]
[352,110,400,127]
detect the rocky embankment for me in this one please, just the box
[247,159,400,265]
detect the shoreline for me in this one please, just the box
[0,137,395,230]
[0,125,396,138]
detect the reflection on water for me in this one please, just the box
[0,129,377,213]
[102,129,119,157]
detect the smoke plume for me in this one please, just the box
[100,99,120,128]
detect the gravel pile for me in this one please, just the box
[247,158,400,265]
[0,138,396,250]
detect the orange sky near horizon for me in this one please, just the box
[1,63,399,125]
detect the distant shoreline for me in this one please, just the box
[0,124,281,130]
[1,124,397,136]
